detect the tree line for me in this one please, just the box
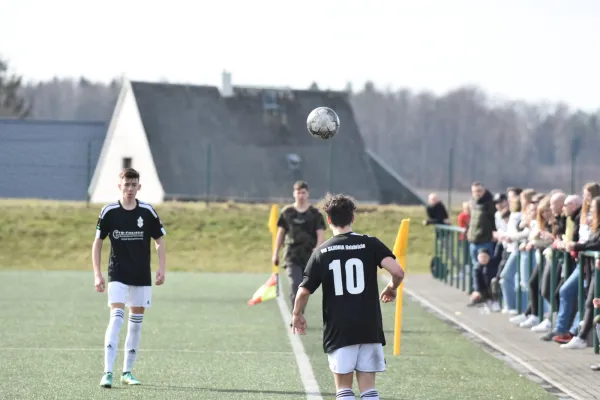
[3,57,599,193]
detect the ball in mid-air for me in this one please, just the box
[306,107,340,140]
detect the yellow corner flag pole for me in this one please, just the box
[267,204,280,295]
[392,218,410,356]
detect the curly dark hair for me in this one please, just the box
[322,193,356,227]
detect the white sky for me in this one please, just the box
[2,0,599,111]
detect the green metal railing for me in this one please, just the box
[432,224,600,353]
[432,225,471,293]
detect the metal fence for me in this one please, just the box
[431,224,600,354]
[0,138,103,202]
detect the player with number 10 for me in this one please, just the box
[291,193,404,400]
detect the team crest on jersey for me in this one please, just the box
[137,216,144,228]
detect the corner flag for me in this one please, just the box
[247,204,281,306]
[247,272,278,306]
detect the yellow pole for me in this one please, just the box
[393,218,410,356]
[268,204,280,274]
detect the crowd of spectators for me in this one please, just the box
[425,182,600,370]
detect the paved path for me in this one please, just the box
[405,274,600,400]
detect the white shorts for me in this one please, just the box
[327,343,386,374]
[107,281,152,308]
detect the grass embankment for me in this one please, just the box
[0,199,443,273]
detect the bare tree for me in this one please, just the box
[0,57,31,118]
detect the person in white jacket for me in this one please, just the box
[497,189,537,315]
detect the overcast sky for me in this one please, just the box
[2,0,598,111]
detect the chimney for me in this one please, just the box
[221,70,233,97]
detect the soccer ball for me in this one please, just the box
[306,107,340,140]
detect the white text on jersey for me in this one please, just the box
[321,243,366,253]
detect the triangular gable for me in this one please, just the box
[88,79,130,195]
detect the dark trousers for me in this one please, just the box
[578,275,595,340]
[474,263,499,300]
[528,266,540,316]
[541,258,567,312]
[469,242,496,293]
[286,263,304,311]
[495,245,511,278]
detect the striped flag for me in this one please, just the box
[247,273,278,306]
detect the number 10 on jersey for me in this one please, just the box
[329,258,365,295]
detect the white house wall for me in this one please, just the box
[89,80,165,204]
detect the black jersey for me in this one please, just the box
[95,200,166,286]
[299,232,395,353]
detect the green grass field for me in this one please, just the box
[0,199,557,399]
[0,270,556,400]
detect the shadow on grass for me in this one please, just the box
[140,385,402,399]
[140,384,335,397]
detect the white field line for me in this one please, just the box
[276,275,323,400]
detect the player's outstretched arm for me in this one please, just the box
[292,287,310,335]
[379,257,405,303]
[91,238,105,292]
[154,236,166,285]
[316,228,325,248]
[272,227,286,265]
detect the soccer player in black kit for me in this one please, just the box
[291,194,404,400]
[92,168,167,388]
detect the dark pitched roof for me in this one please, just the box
[130,81,406,202]
[0,118,106,200]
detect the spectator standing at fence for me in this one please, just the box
[488,193,510,292]
[517,195,555,329]
[542,183,600,343]
[467,182,497,302]
[493,188,523,281]
[561,197,600,349]
[494,193,509,233]
[491,207,511,299]
[423,193,450,226]
[551,195,582,326]
[528,191,567,333]
[509,193,548,325]
[498,189,536,315]
[457,201,470,241]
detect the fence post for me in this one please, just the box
[327,141,333,193]
[462,238,468,292]
[549,250,558,326]
[86,140,92,206]
[538,250,545,324]
[447,147,454,212]
[594,257,600,354]
[205,142,212,206]
[516,251,522,313]
[578,254,585,323]
[433,227,439,279]
[528,249,535,312]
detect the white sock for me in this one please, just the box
[123,313,144,372]
[360,389,379,399]
[104,308,124,373]
[336,388,355,400]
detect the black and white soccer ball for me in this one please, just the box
[306,107,340,140]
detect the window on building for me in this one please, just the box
[122,157,132,169]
